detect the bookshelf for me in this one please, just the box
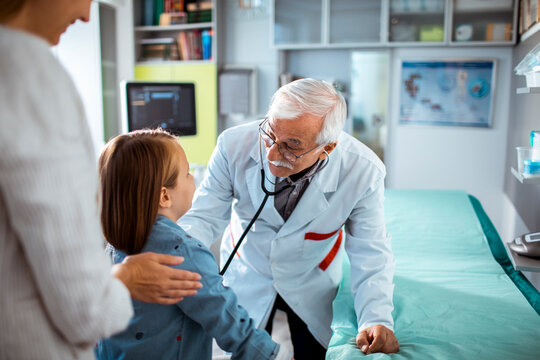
[133,0,216,64]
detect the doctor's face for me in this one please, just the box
[264,114,328,178]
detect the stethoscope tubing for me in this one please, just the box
[219,169,288,275]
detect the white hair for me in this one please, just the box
[265,78,347,144]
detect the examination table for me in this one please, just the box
[327,190,540,359]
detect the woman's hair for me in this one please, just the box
[265,78,347,145]
[0,0,25,23]
[99,128,181,255]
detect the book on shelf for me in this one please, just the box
[530,0,540,28]
[175,29,212,61]
[521,0,540,34]
[139,37,180,61]
[186,1,212,12]
[143,0,154,26]
[187,9,212,23]
[177,31,190,60]
[141,0,187,26]
[153,0,164,27]
[159,12,187,25]
[164,0,184,13]
[190,30,202,60]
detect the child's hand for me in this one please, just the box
[112,252,202,304]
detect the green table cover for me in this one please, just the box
[328,190,540,359]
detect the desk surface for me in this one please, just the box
[328,190,540,360]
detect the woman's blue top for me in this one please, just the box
[96,215,279,360]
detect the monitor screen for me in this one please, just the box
[124,82,196,136]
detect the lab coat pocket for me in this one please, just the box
[302,228,343,270]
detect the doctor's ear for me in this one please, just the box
[159,187,172,209]
[322,141,338,157]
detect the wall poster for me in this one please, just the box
[399,60,495,127]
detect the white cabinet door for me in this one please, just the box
[274,0,322,46]
[350,52,389,161]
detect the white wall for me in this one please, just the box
[53,0,134,154]
[54,2,104,154]
[385,47,513,234]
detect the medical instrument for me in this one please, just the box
[509,231,540,258]
[219,131,329,275]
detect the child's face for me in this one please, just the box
[168,145,196,221]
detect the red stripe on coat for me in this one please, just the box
[229,222,240,258]
[305,227,341,241]
[318,229,343,271]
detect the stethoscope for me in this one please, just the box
[219,135,329,275]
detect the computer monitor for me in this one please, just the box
[122,81,196,136]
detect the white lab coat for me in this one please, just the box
[179,121,395,347]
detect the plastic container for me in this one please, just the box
[201,29,212,60]
[516,146,540,173]
[531,130,540,147]
[524,159,540,175]
[515,41,540,75]
[525,71,540,87]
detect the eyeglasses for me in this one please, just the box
[258,118,323,163]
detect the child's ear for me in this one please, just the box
[159,187,172,209]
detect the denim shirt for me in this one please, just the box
[96,216,279,360]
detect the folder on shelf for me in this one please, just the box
[486,23,512,41]
[153,0,164,25]
[143,0,154,26]
[177,32,190,60]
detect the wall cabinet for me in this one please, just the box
[272,0,517,49]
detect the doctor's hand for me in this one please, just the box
[112,252,202,305]
[356,325,399,355]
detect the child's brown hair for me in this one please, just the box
[99,128,181,254]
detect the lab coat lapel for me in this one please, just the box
[276,145,341,239]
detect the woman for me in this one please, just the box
[0,1,201,358]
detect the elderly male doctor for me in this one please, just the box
[179,78,398,359]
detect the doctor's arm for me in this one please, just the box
[344,179,399,354]
[179,134,234,248]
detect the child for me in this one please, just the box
[96,129,291,360]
